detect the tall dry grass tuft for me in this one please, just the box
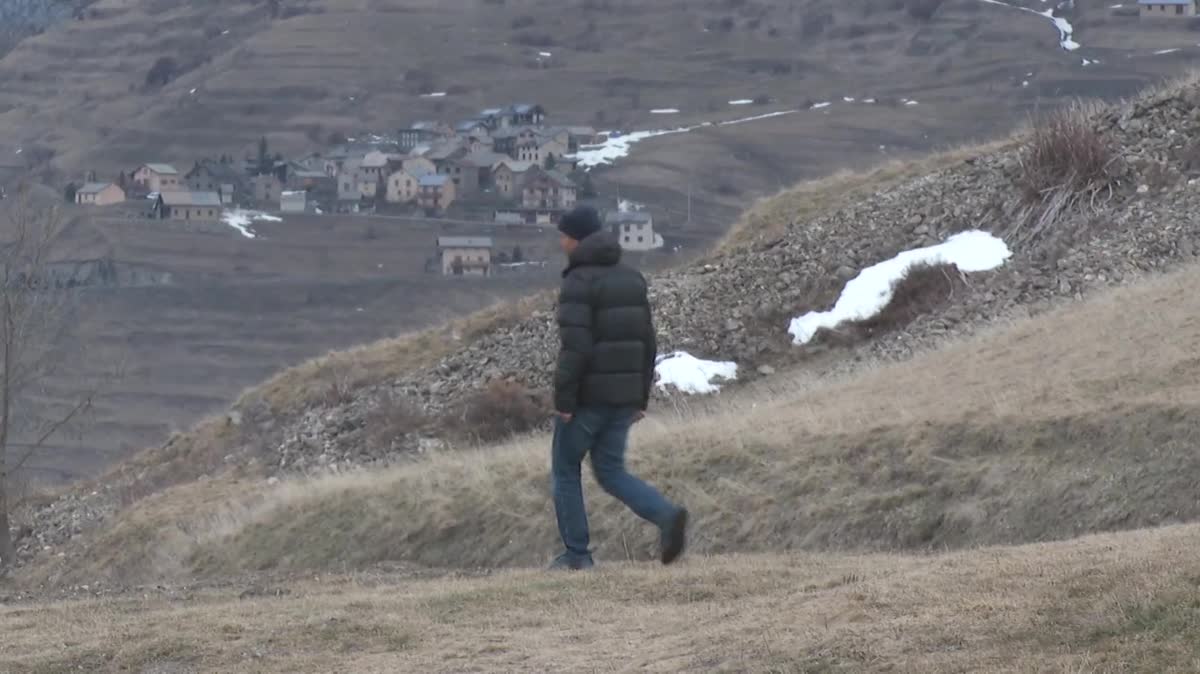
[1013,101,1120,244]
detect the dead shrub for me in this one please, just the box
[807,263,964,347]
[1013,101,1119,243]
[365,394,430,451]
[854,263,964,335]
[446,380,548,445]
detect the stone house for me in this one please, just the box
[153,191,222,221]
[522,169,576,211]
[517,136,569,166]
[185,160,245,205]
[434,149,480,198]
[565,126,601,151]
[280,190,308,213]
[455,119,491,140]
[1138,0,1198,16]
[399,121,453,151]
[419,174,456,211]
[251,173,283,206]
[492,159,535,198]
[505,103,546,127]
[132,164,181,194]
[337,161,362,204]
[75,182,125,206]
[605,210,664,251]
[437,236,493,276]
[386,169,422,203]
[459,150,508,190]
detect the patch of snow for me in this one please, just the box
[1082,57,1097,66]
[189,88,197,94]
[1022,80,1030,87]
[14,148,21,154]
[788,230,1012,345]
[618,199,646,212]
[729,99,754,105]
[977,0,1080,51]
[221,29,230,35]
[811,101,832,109]
[843,97,856,102]
[716,110,799,126]
[539,51,552,57]
[571,109,799,168]
[863,98,877,104]
[905,100,920,106]
[1154,48,1180,55]
[221,210,281,239]
[650,108,681,114]
[655,352,738,394]
[420,92,447,98]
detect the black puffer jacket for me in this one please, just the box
[554,230,657,414]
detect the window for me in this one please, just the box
[637,236,644,243]
[1178,3,1184,12]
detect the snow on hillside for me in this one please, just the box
[978,0,1080,51]
[655,352,738,394]
[789,231,1012,345]
[222,210,281,239]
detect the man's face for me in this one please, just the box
[560,233,578,256]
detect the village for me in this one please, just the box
[66,103,666,278]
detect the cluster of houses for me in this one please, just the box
[68,102,665,268]
[71,103,605,223]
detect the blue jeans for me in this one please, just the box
[551,406,677,562]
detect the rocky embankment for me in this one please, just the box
[14,80,1200,569]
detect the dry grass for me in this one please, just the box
[35,261,1200,585]
[717,139,1016,253]
[5,524,1200,672]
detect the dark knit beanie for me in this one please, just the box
[558,206,603,241]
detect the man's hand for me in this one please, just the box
[557,412,573,423]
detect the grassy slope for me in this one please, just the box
[34,257,1200,586]
[4,524,1200,672]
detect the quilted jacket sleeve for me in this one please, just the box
[554,270,593,414]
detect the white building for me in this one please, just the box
[605,210,663,251]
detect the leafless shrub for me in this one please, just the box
[1012,101,1119,244]
[365,394,429,452]
[445,380,548,445]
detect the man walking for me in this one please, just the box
[549,205,688,571]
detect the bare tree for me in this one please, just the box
[0,188,99,571]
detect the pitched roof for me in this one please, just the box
[565,126,598,136]
[77,182,115,194]
[360,151,391,168]
[526,169,576,189]
[455,119,487,132]
[438,236,493,248]
[188,159,244,182]
[420,174,449,187]
[160,191,222,207]
[425,140,467,161]
[143,163,179,175]
[605,210,653,225]
[459,150,508,168]
[479,108,504,116]
[493,158,535,173]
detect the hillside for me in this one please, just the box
[3,0,1200,490]
[8,70,1200,573]
[7,55,1200,674]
